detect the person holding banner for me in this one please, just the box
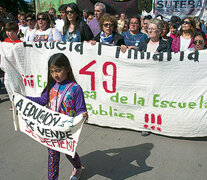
[122,16,148,50]
[27,53,88,180]
[171,17,196,52]
[192,31,206,51]
[63,3,93,42]
[91,14,126,49]
[138,18,172,53]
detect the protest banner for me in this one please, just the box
[0,42,207,137]
[35,0,76,13]
[77,0,138,18]
[12,92,85,158]
[154,0,206,20]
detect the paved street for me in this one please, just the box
[0,87,207,180]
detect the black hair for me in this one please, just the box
[129,16,141,31]
[63,3,82,35]
[170,15,181,25]
[58,4,67,12]
[43,53,77,106]
[5,21,18,32]
[26,12,36,21]
[194,31,206,42]
[143,15,152,21]
[170,22,178,29]
[0,3,6,9]
[49,8,56,14]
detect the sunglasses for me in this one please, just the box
[103,23,114,27]
[26,18,33,22]
[182,21,191,25]
[37,17,47,21]
[66,10,75,14]
[193,40,204,45]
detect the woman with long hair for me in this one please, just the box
[63,3,93,42]
[171,17,196,52]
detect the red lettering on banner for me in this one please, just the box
[25,125,37,138]
[79,60,117,93]
[66,140,76,152]
[22,74,34,88]
[79,60,96,90]
[144,113,162,132]
[103,62,117,93]
[144,114,149,128]
[36,135,76,151]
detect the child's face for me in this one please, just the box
[50,65,69,83]
[170,26,177,35]
[6,30,18,40]
[19,16,27,26]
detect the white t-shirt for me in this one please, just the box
[147,42,159,52]
[19,25,28,35]
[24,28,36,41]
[180,36,191,51]
[55,19,64,35]
[29,28,63,42]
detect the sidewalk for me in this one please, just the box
[0,89,207,180]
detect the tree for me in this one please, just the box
[0,0,32,14]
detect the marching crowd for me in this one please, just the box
[0,2,207,180]
[0,2,207,51]
[1,2,207,103]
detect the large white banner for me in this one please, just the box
[0,42,207,137]
[12,93,85,158]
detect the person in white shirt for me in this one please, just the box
[24,13,36,41]
[18,12,28,40]
[48,7,62,32]
[29,12,62,42]
[55,4,67,35]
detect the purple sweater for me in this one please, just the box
[27,80,87,116]
[88,18,101,37]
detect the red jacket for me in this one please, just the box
[171,36,194,52]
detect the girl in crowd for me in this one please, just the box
[63,3,93,42]
[171,17,196,52]
[169,22,178,40]
[27,53,88,180]
[29,12,62,42]
[117,18,128,35]
[138,18,172,53]
[192,31,206,51]
[161,21,173,46]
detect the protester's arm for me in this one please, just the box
[26,90,47,106]
[73,85,87,116]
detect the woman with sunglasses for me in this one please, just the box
[171,17,196,52]
[63,3,93,42]
[24,13,36,41]
[91,13,125,47]
[29,12,62,42]
[192,31,206,51]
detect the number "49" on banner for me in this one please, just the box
[79,60,117,93]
